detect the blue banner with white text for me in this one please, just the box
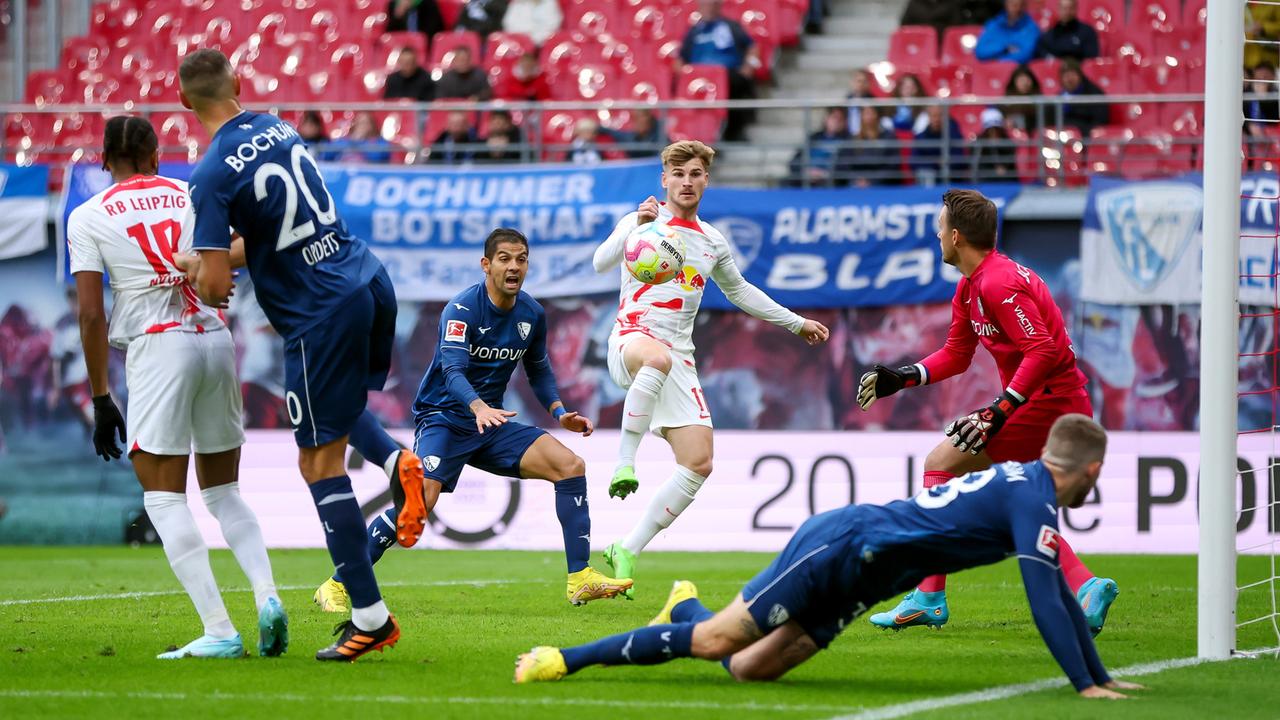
[60,162,1020,307]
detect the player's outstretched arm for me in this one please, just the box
[857,364,925,410]
[1017,555,1111,696]
[708,245,822,341]
[917,284,980,387]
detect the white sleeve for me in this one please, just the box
[594,212,640,273]
[708,228,805,334]
[67,205,104,275]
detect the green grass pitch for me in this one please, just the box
[1,548,1276,719]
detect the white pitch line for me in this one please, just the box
[0,689,855,714]
[0,579,519,607]
[826,655,1210,720]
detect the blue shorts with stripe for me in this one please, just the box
[283,267,396,448]
[740,507,868,649]
[413,412,546,492]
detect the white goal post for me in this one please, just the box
[1198,0,1243,660]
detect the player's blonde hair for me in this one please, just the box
[661,141,716,171]
[1042,414,1107,472]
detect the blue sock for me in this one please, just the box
[309,476,382,609]
[561,622,694,674]
[348,410,400,469]
[671,597,715,624]
[334,509,397,584]
[554,476,590,573]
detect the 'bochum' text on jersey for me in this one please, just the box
[189,111,381,339]
[413,283,560,423]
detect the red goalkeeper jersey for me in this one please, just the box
[917,252,1087,402]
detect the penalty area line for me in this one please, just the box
[0,689,855,714]
[0,579,519,606]
[826,655,1211,720]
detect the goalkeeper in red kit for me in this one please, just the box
[858,189,1118,636]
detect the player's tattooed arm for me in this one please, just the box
[739,616,765,642]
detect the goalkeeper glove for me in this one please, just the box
[92,394,126,461]
[857,364,922,410]
[945,391,1025,455]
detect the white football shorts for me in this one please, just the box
[125,328,245,455]
[607,332,713,436]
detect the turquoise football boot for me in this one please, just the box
[868,590,949,630]
[1076,577,1119,637]
[257,597,289,657]
[157,633,245,659]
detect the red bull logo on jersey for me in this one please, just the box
[677,266,705,293]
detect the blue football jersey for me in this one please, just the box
[189,110,382,339]
[413,283,559,422]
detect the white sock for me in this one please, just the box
[143,491,237,639]
[621,465,706,555]
[382,450,400,480]
[351,599,390,632]
[618,366,667,469]
[200,482,279,613]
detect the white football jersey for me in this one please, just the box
[597,205,803,356]
[67,174,225,348]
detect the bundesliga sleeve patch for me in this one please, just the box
[1035,524,1061,559]
[445,320,467,343]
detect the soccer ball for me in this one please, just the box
[624,222,687,285]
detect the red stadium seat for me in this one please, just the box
[1186,60,1205,92]
[940,25,983,66]
[1184,0,1207,29]
[140,71,179,102]
[60,36,109,77]
[550,63,617,101]
[1162,102,1203,135]
[1119,101,1162,133]
[1154,24,1205,64]
[1113,27,1155,67]
[677,64,729,120]
[427,31,483,74]
[1029,0,1057,31]
[1120,133,1173,179]
[437,0,464,28]
[950,104,984,139]
[625,5,676,45]
[423,105,478,145]
[563,2,620,37]
[1129,0,1178,34]
[541,31,592,78]
[971,61,1017,97]
[600,36,640,74]
[667,109,723,143]
[929,64,972,98]
[1085,125,1131,175]
[888,25,939,72]
[24,70,70,106]
[618,65,674,103]
[1130,62,1187,93]
[1080,0,1124,32]
[734,7,779,82]
[154,111,205,163]
[775,0,805,46]
[1082,58,1128,93]
[91,0,144,49]
[381,31,430,70]
[486,32,536,71]
[1029,58,1062,95]
[308,8,342,47]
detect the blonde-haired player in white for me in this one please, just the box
[68,116,286,659]
[594,140,830,596]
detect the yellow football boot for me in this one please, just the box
[514,646,568,683]
[566,566,633,606]
[649,580,699,626]
[313,577,350,613]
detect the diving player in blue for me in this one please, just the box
[178,49,428,662]
[515,414,1145,700]
[314,228,633,608]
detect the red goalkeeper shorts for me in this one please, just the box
[983,390,1093,463]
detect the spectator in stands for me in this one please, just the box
[480,111,522,163]
[846,106,900,187]
[430,110,479,164]
[975,0,1040,65]
[910,104,965,185]
[569,118,610,165]
[384,47,435,101]
[386,0,444,49]
[900,0,1002,35]
[503,0,562,46]
[678,0,761,141]
[970,108,1017,181]
[609,108,668,158]
[298,111,328,146]
[497,53,552,101]
[845,68,873,134]
[458,0,509,36]
[1036,0,1098,61]
[1245,64,1280,137]
[786,106,855,187]
[881,73,929,134]
[1059,59,1108,134]
[435,47,493,100]
[327,111,394,164]
[1002,64,1042,131]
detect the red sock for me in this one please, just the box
[1057,536,1094,594]
[916,471,956,594]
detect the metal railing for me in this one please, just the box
[0,92,1231,187]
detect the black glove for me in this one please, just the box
[857,364,922,410]
[945,391,1024,455]
[92,394,126,461]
